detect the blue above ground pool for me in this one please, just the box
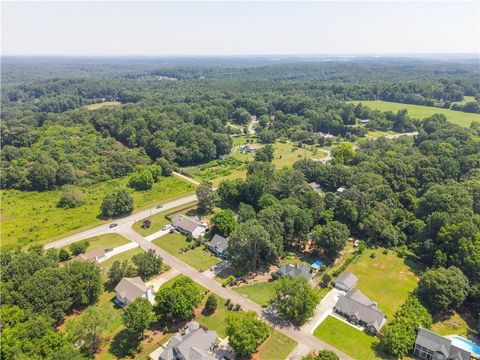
[451,336,480,356]
[311,260,324,270]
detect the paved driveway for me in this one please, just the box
[145,268,180,292]
[100,242,141,262]
[202,260,230,279]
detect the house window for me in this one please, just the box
[414,344,433,360]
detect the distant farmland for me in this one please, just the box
[350,100,479,128]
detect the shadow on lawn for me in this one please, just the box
[109,329,140,359]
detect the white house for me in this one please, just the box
[172,214,207,239]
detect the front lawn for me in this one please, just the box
[196,294,229,338]
[83,233,130,252]
[257,329,297,360]
[343,248,419,318]
[2,175,194,251]
[233,281,277,307]
[100,247,145,272]
[313,316,385,360]
[152,232,221,271]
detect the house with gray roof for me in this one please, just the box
[334,289,386,335]
[413,328,473,360]
[155,321,219,360]
[278,263,312,281]
[172,214,206,239]
[209,234,229,258]
[114,277,154,307]
[334,272,358,292]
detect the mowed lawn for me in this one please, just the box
[1,176,194,251]
[344,248,419,318]
[257,329,297,360]
[314,316,386,359]
[82,233,130,252]
[350,100,479,128]
[100,247,145,272]
[152,232,220,271]
[234,281,277,307]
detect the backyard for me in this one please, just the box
[1,175,194,251]
[152,232,221,271]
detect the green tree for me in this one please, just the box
[226,220,279,272]
[69,240,89,255]
[132,249,162,280]
[66,306,111,355]
[218,179,240,205]
[58,248,70,262]
[196,181,217,214]
[258,193,278,209]
[56,163,77,185]
[122,298,156,339]
[302,350,339,360]
[57,186,85,208]
[226,311,270,357]
[254,144,274,162]
[417,266,469,314]
[28,161,57,190]
[331,142,355,165]
[100,189,134,218]
[203,294,218,315]
[65,261,102,308]
[237,202,256,222]
[154,277,202,323]
[311,221,349,258]
[107,260,136,288]
[19,268,73,323]
[128,168,154,190]
[212,209,238,237]
[273,276,320,325]
[155,157,173,176]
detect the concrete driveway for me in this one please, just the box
[100,242,142,262]
[145,268,180,292]
[301,287,342,334]
[202,260,230,279]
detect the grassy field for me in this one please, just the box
[234,281,277,307]
[152,232,220,271]
[1,176,194,251]
[257,329,297,360]
[314,316,386,359]
[350,100,479,128]
[132,202,197,236]
[78,233,130,252]
[100,247,145,272]
[432,310,476,337]
[82,101,122,110]
[343,248,419,318]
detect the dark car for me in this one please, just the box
[109,223,118,228]
[105,248,113,253]
[156,204,164,209]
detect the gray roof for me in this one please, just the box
[278,264,312,281]
[76,248,105,262]
[334,290,386,332]
[415,328,472,360]
[334,272,358,290]
[210,234,228,254]
[114,277,148,303]
[172,214,204,234]
[160,321,218,360]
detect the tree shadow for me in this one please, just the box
[108,329,140,359]
[372,341,395,359]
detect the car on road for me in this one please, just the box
[109,223,118,228]
[162,224,172,231]
[156,204,164,209]
[105,248,113,252]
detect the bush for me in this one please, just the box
[58,248,70,262]
[223,275,235,287]
[100,189,134,218]
[203,294,217,315]
[70,240,89,255]
[321,273,332,288]
[234,304,241,311]
[57,186,85,209]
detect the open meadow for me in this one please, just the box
[350,100,479,128]
[1,176,194,251]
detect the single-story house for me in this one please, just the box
[359,119,371,125]
[209,234,229,258]
[413,328,473,360]
[172,214,207,239]
[334,289,387,335]
[238,144,261,154]
[155,321,219,360]
[308,182,322,193]
[278,263,312,281]
[114,277,154,307]
[334,272,358,292]
[336,186,347,195]
[75,248,106,263]
[317,132,334,139]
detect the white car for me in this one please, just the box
[162,224,172,231]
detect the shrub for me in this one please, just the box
[203,294,217,315]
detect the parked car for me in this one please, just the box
[105,248,113,253]
[109,223,118,228]
[162,224,172,231]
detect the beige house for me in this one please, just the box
[114,277,154,307]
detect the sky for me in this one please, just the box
[1,1,479,56]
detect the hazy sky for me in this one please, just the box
[2,1,479,56]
